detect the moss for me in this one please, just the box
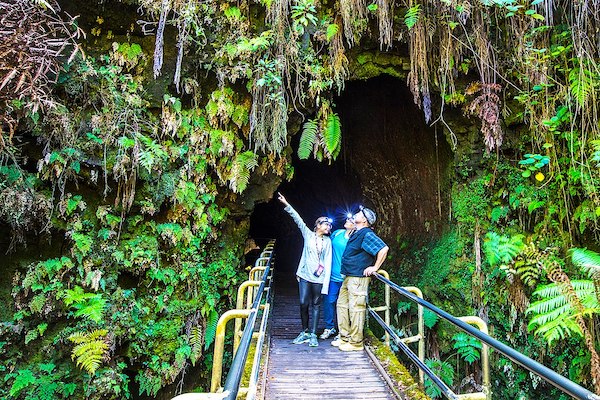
[240,340,257,388]
[349,51,410,80]
[356,53,373,65]
[365,330,431,400]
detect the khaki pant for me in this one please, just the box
[336,276,370,345]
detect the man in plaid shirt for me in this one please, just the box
[333,206,389,351]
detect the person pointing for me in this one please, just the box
[278,192,332,347]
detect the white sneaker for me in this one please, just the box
[320,328,337,339]
[292,331,311,345]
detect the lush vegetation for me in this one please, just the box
[1,0,599,398]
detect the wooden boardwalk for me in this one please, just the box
[264,291,397,400]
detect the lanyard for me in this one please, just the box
[315,235,324,262]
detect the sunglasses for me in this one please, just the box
[318,218,333,225]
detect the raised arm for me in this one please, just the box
[278,192,312,238]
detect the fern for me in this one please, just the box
[424,358,454,398]
[10,369,36,396]
[452,332,482,364]
[569,67,596,108]
[423,308,439,329]
[69,329,108,374]
[298,119,318,159]
[326,23,339,41]
[63,286,106,322]
[324,113,342,159]
[513,243,543,287]
[483,231,525,267]
[190,326,203,365]
[204,309,219,350]
[136,372,162,396]
[404,4,421,30]
[570,247,600,279]
[526,280,599,345]
[229,151,258,193]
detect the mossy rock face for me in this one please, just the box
[348,50,410,80]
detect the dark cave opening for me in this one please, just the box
[249,74,452,289]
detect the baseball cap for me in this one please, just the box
[359,206,377,226]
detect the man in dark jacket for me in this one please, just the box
[333,206,389,351]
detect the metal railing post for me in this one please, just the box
[402,286,425,386]
[234,281,262,353]
[211,309,252,393]
[456,316,490,400]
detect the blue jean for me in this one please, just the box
[323,280,343,329]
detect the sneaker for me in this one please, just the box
[331,337,345,347]
[339,342,364,352]
[292,331,310,345]
[320,328,337,339]
[308,333,318,347]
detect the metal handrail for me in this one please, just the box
[370,272,600,400]
[172,240,275,400]
[221,249,273,399]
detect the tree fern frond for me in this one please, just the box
[532,280,594,298]
[298,119,318,160]
[204,309,219,350]
[515,261,542,287]
[528,301,572,325]
[570,248,600,279]
[534,315,582,345]
[69,329,108,374]
[526,280,598,345]
[324,113,341,159]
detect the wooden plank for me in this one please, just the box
[264,292,398,399]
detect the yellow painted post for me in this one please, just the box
[457,316,490,400]
[234,281,261,352]
[403,286,425,385]
[249,266,266,281]
[377,270,391,346]
[211,309,252,393]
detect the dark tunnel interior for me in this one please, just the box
[249,74,452,290]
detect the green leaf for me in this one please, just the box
[204,309,219,350]
[528,200,545,214]
[86,132,103,144]
[326,24,339,41]
[298,119,318,160]
[452,332,482,364]
[224,6,241,20]
[10,369,36,396]
[423,308,439,329]
[404,4,421,30]
[71,160,81,174]
[570,248,600,279]
[324,113,342,159]
[69,329,108,374]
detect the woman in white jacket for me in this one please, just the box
[278,192,332,347]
